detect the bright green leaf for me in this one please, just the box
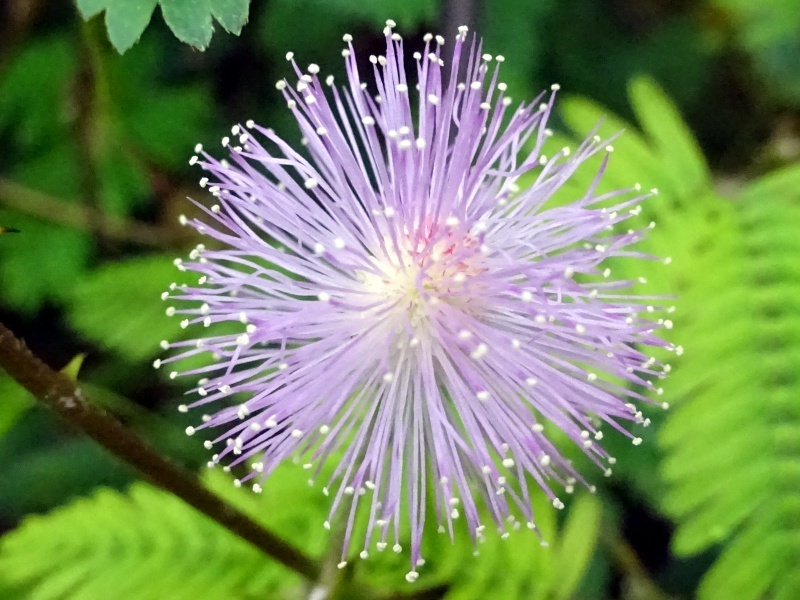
[210,0,250,35]
[0,461,596,599]
[696,510,786,600]
[628,76,710,198]
[740,162,800,203]
[104,0,159,54]
[549,494,603,600]
[159,0,214,50]
[74,0,109,19]
[555,79,800,599]
[0,469,317,599]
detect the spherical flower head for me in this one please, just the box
[162,22,672,578]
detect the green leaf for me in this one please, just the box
[96,143,151,216]
[67,255,190,361]
[0,213,91,313]
[260,0,435,63]
[104,0,159,54]
[483,0,555,98]
[558,78,800,598]
[102,36,214,167]
[74,0,109,19]
[259,0,352,70]
[78,0,250,52]
[0,459,600,599]
[0,374,32,439]
[549,494,603,600]
[210,0,250,35]
[120,85,213,167]
[0,36,76,149]
[0,469,315,599]
[657,148,800,598]
[0,437,135,515]
[159,0,214,51]
[317,0,436,28]
[713,0,800,103]
[628,76,711,199]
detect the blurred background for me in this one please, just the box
[0,0,799,599]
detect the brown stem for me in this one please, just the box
[0,320,320,581]
[0,177,175,248]
[73,17,109,245]
[604,529,674,600]
[0,0,43,73]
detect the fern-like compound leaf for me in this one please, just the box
[559,76,800,600]
[0,466,602,598]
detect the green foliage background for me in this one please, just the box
[0,0,799,598]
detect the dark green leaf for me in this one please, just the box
[0,375,32,440]
[0,140,91,312]
[0,212,91,313]
[210,0,250,35]
[317,0,435,28]
[97,144,151,216]
[484,0,555,98]
[260,0,434,63]
[68,255,191,361]
[104,0,159,54]
[0,36,76,150]
[121,86,213,167]
[714,0,800,103]
[159,0,214,50]
[259,0,351,80]
[0,437,134,515]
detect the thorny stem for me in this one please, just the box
[0,320,320,581]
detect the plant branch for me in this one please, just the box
[73,17,110,245]
[0,177,176,248]
[0,320,320,581]
[603,529,674,600]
